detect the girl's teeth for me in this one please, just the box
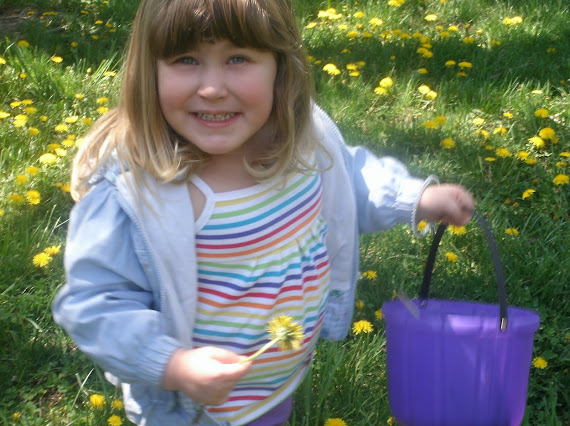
[196,113,236,121]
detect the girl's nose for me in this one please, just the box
[197,69,228,99]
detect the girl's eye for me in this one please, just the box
[175,56,197,65]
[228,56,247,65]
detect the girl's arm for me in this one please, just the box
[53,182,182,387]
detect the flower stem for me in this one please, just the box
[239,337,280,363]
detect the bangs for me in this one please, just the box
[149,0,279,58]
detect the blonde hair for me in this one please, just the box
[71,0,320,201]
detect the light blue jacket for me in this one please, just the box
[52,105,425,425]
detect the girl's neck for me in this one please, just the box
[197,153,257,193]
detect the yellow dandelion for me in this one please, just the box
[522,189,535,199]
[375,309,383,320]
[485,157,496,162]
[462,37,475,44]
[374,86,388,96]
[417,220,427,232]
[362,270,378,280]
[496,148,510,157]
[33,252,52,267]
[241,315,305,363]
[538,127,555,140]
[39,153,57,165]
[445,60,456,67]
[51,56,63,63]
[17,40,30,47]
[426,90,437,100]
[352,320,374,335]
[325,419,348,426]
[111,400,124,410]
[8,194,25,204]
[441,138,455,149]
[0,111,10,119]
[418,84,431,95]
[445,252,458,262]
[425,14,438,22]
[44,245,61,256]
[15,175,29,185]
[355,300,365,310]
[434,116,447,125]
[90,394,106,408]
[26,190,41,205]
[379,77,394,88]
[525,157,537,165]
[422,120,439,129]
[529,136,545,149]
[28,127,40,136]
[532,357,547,369]
[65,116,79,124]
[505,228,520,236]
[418,68,428,74]
[449,225,467,235]
[553,174,569,186]
[55,123,69,133]
[561,152,570,158]
[534,108,549,118]
[458,61,472,68]
[473,117,485,125]
[517,151,530,160]
[97,106,109,114]
[503,16,523,26]
[107,415,123,426]
[493,127,508,135]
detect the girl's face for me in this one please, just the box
[157,39,277,161]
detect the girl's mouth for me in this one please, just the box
[195,112,237,122]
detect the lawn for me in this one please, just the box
[0,0,568,424]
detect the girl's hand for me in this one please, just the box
[162,346,252,406]
[417,184,474,226]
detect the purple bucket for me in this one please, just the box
[382,212,540,426]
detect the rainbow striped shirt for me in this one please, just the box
[191,168,330,425]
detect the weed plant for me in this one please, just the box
[1,0,568,425]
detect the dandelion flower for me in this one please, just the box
[445,60,456,67]
[97,106,109,114]
[325,419,348,426]
[534,108,549,118]
[26,190,41,205]
[33,252,52,267]
[505,228,520,236]
[418,68,428,74]
[8,194,25,204]
[422,120,439,129]
[15,175,29,185]
[374,86,388,96]
[553,174,569,186]
[352,320,373,335]
[538,127,556,140]
[241,315,305,363]
[0,111,10,119]
[111,400,124,410]
[485,157,496,162]
[441,138,455,149]
[375,309,383,320]
[496,148,510,157]
[503,112,514,119]
[107,415,123,426]
[532,357,547,369]
[425,14,438,22]
[449,225,467,235]
[51,56,63,63]
[434,116,447,125]
[418,84,431,95]
[525,158,537,165]
[323,63,341,75]
[362,270,378,280]
[90,394,106,408]
[517,151,530,160]
[44,245,61,255]
[458,61,472,68]
[355,300,365,310]
[39,153,57,165]
[473,117,485,125]
[522,189,535,199]
[55,123,69,133]
[529,136,545,149]
[462,37,475,44]
[503,16,523,26]
[417,220,427,232]
[493,127,507,135]
[426,90,437,100]
[445,252,458,262]
[379,77,393,88]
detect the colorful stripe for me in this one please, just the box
[191,169,330,425]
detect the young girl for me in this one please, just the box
[53,0,474,424]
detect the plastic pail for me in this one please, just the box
[382,212,540,426]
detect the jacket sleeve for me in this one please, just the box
[342,145,425,234]
[52,181,181,386]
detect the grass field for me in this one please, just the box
[0,0,568,424]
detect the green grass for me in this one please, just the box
[1,0,568,424]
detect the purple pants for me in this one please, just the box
[245,396,293,426]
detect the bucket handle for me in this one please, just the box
[419,210,508,332]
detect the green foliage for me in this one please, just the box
[0,0,568,425]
